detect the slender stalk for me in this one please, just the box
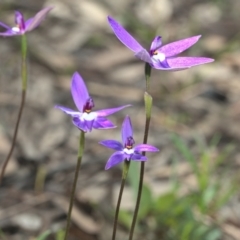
[0,34,28,184]
[112,160,130,240]
[128,117,151,240]
[64,131,85,240]
[21,34,28,90]
[145,63,152,92]
[128,63,152,240]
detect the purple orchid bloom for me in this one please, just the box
[55,72,130,133]
[99,116,159,170]
[0,7,53,37]
[107,16,214,70]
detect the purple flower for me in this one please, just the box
[0,7,53,37]
[55,72,130,133]
[107,16,214,70]
[99,116,159,170]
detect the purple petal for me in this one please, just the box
[107,16,144,53]
[25,7,53,32]
[0,21,11,29]
[15,11,25,31]
[159,35,201,57]
[55,105,80,116]
[93,117,116,129]
[71,72,89,112]
[135,144,159,152]
[24,17,33,29]
[151,61,183,71]
[99,140,123,151]
[150,36,162,52]
[131,154,147,161]
[105,151,125,170]
[85,119,94,132]
[135,49,152,64]
[167,57,214,69]
[96,104,131,117]
[121,116,133,144]
[152,58,170,69]
[0,29,19,37]
[72,117,88,132]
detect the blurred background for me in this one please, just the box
[0,0,240,239]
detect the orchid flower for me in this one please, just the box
[55,72,130,132]
[107,16,214,70]
[100,116,159,170]
[0,7,53,37]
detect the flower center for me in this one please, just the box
[83,97,94,113]
[150,50,170,68]
[81,112,97,121]
[11,26,20,32]
[123,148,134,155]
[124,136,135,149]
[151,50,166,61]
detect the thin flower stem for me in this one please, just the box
[128,63,152,240]
[112,160,130,240]
[21,34,28,90]
[64,130,85,240]
[128,120,150,240]
[0,34,28,184]
[145,63,152,92]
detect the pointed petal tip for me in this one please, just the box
[39,6,54,13]
[72,71,81,78]
[96,104,131,117]
[194,35,201,39]
[25,6,54,32]
[107,15,112,21]
[54,104,64,110]
[208,58,215,62]
[45,6,54,10]
[124,115,130,121]
[107,15,116,25]
[107,16,144,53]
[105,165,110,170]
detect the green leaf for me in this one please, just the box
[180,221,195,239]
[36,230,51,240]
[118,210,132,229]
[127,161,139,198]
[205,228,222,240]
[202,186,217,207]
[155,192,176,212]
[55,229,65,240]
[171,134,198,176]
[138,184,153,219]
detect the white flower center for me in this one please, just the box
[123,148,134,155]
[151,52,166,62]
[12,27,20,32]
[81,112,97,121]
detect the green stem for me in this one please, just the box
[0,34,28,184]
[128,63,153,240]
[21,34,28,90]
[145,63,152,92]
[112,160,130,240]
[64,131,85,240]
